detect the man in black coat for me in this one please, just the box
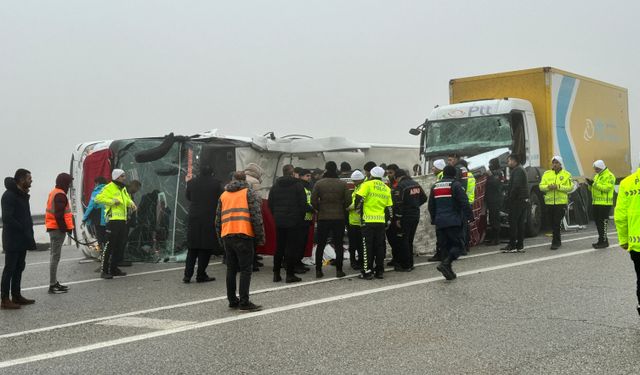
[501,154,529,253]
[1,169,37,309]
[484,158,504,246]
[183,165,224,283]
[268,164,307,283]
[428,166,473,281]
[393,170,428,271]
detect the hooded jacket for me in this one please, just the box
[268,176,307,228]
[48,173,73,232]
[2,177,36,252]
[83,183,107,226]
[215,180,265,245]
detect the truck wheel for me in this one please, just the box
[525,192,542,237]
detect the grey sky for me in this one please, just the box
[1,0,638,210]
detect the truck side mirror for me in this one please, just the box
[409,128,421,136]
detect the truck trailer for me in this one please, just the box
[411,67,631,237]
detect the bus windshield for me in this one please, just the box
[424,115,512,155]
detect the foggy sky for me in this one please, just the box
[1,0,638,212]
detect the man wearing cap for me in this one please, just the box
[95,169,137,279]
[428,166,473,280]
[587,160,616,249]
[614,155,640,316]
[432,159,446,181]
[355,166,393,279]
[311,161,351,278]
[540,156,573,250]
[346,170,365,270]
[393,169,428,271]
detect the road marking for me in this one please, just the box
[0,256,86,268]
[1,233,612,339]
[20,262,223,292]
[97,317,196,330]
[0,245,607,369]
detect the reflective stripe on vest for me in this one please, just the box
[45,188,74,230]
[357,179,392,224]
[219,188,255,237]
[304,188,313,221]
[467,175,476,203]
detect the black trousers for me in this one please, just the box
[102,221,128,274]
[487,206,501,243]
[275,226,303,276]
[223,237,254,305]
[1,250,27,298]
[593,205,612,243]
[436,226,464,263]
[549,205,566,245]
[315,220,345,271]
[298,222,312,264]
[362,223,386,274]
[184,248,212,280]
[631,251,640,305]
[347,224,362,264]
[399,218,419,269]
[386,223,401,262]
[94,224,108,250]
[508,200,527,249]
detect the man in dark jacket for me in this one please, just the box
[484,158,504,246]
[502,154,529,253]
[183,165,224,283]
[428,166,473,280]
[311,161,351,278]
[393,170,428,271]
[269,164,307,283]
[1,169,37,309]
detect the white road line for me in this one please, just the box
[97,317,196,330]
[20,262,223,292]
[0,256,87,268]
[0,245,606,369]
[1,232,610,339]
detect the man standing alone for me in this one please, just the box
[1,169,36,309]
[45,173,74,294]
[216,171,265,312]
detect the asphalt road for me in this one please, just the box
[1,226,639,374]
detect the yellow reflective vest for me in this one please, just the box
[436,171,443,181]
[540,169,573,205]
[356,179,393,224]
[591,168,616,206]
[348,184,362,226]
[467,174,476,204]
[95,182,134,222]
[614,168,640,252]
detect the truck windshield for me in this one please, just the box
[424,115,512,155]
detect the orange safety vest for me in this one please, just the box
[45,188,74,230]
[219,188,254,237]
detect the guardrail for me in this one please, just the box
[0,214,45,228]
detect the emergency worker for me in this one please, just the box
[45,173,74,294]
[540,156,573,250]
[297,168,314,273]
[428,166,473,280]
[614,156,640,316]
[95,169,137,279]
[215,171,265,312]
[393,169,428,271]
[587,160,616,248]
[347,170,365,270]
[428,159,447,262]
[355,166,393,279]
[501,154,528,252]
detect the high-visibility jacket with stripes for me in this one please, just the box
[614,168,640,252]
[219,188,255,237]
[467,173,476,204]
[591,168,616,206]
[95,182,134,222]
[45,188,74,230]
[356,179,393,224]
[348,184,363,226]
[540,169,573,205]
[304,187,313,221]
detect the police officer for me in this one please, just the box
[614,156,640,316]
[427,159,447,262]
[501,154,529,252]
[587,160,616,248]
[428,166,473,280]
[393,169,428,271]
[540,156,573,250]
[347,170,365,270]
[355,166,393,279]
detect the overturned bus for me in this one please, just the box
[69,130,420,262]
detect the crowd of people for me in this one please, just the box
[2,153,639,317]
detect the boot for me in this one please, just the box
[336,269,346,278]
[12,294,35,305]
[1,297,21,309]
[316,270,323,279]
[285,274,302,283]
[273,271,282,283]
